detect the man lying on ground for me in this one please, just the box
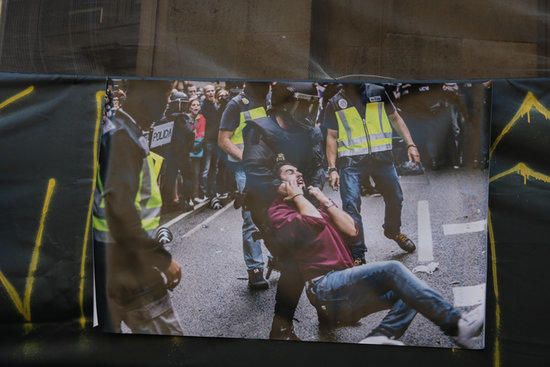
[267,162,484,347]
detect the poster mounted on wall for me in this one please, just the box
[93,78,490,349]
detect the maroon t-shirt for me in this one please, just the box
[268,199,355,281]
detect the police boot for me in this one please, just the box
[269,315,300,341]
[247,268,269,290]
[386,232,416,253]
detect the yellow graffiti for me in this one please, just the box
[488,211,501,367]
[0,86,35,111]
[78,90,105,328]
[490,162,550,184]
[0,178,56,327]
[490,91,550,157]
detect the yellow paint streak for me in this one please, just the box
[490,162,550,184]
[488,211,501,367]
[0,86,34,110]
[0,271,26,318]
[490,91,550,157]
[24,178,56,322]
[0,178,56,324]
[78,90,105,329]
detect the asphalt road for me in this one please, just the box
[162,168,488,349]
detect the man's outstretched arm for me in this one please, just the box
[307,186,358,237]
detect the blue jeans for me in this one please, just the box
[339,154,403,259]
[200,142,220,197]
[232,163,265,270]
[307,261,461,338]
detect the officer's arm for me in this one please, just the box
[218,101,243,161]
[218,130,242,161]
[388,111,414,146]
[326,128,338,169]
[388,111,421,163]
[104,132,171,270]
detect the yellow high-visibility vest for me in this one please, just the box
[93,152,164,243]
[334,95,393,157]
[229,94,267,148]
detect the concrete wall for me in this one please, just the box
[137,0,312,79]
[0,0,548,79]
[309,0,545,79]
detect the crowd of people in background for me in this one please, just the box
[106,80,490,218]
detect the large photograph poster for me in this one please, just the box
[93,79,489,349]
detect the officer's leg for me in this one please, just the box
[370,159,403,238]
[234,166,264,271]
[339,163,366,260]
[178,154,192,201]
[93,240,118,332]
[123,294,183,336]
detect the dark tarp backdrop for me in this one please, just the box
[0,74,105,333]
[0,75,549,366]
[488,79,550,365]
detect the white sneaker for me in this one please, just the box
[359,335,405,346]
[193,196,208,204]
[453,305,485,348]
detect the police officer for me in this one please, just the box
[93,80,183,334]
[241,82,325,340]
[218,82,270,289]
[395,82,450,170]
[158,90,195,213]
[325,83,420,264]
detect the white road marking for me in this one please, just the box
[399,175,430,185]
[443,219,487,236]
[417,200,434,262]
[182,201,235,238]
[164,200,210,228]
[453,283,486,307]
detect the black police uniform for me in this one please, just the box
[156,107,195,212]
[241,111,325,339]
[94,109,175,332]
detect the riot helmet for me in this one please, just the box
[269,82,320,127]
[244,81,270,103]
[122,80,171,131]
[225,81,244,97]
[166,90,190,114]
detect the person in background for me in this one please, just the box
[186,83,198,100]
[217,88,230,109]
[188,97,207,204]
[159,90,195,213]
[200,84,224,202]
[171,80,185,94]
[215,88,234,197]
